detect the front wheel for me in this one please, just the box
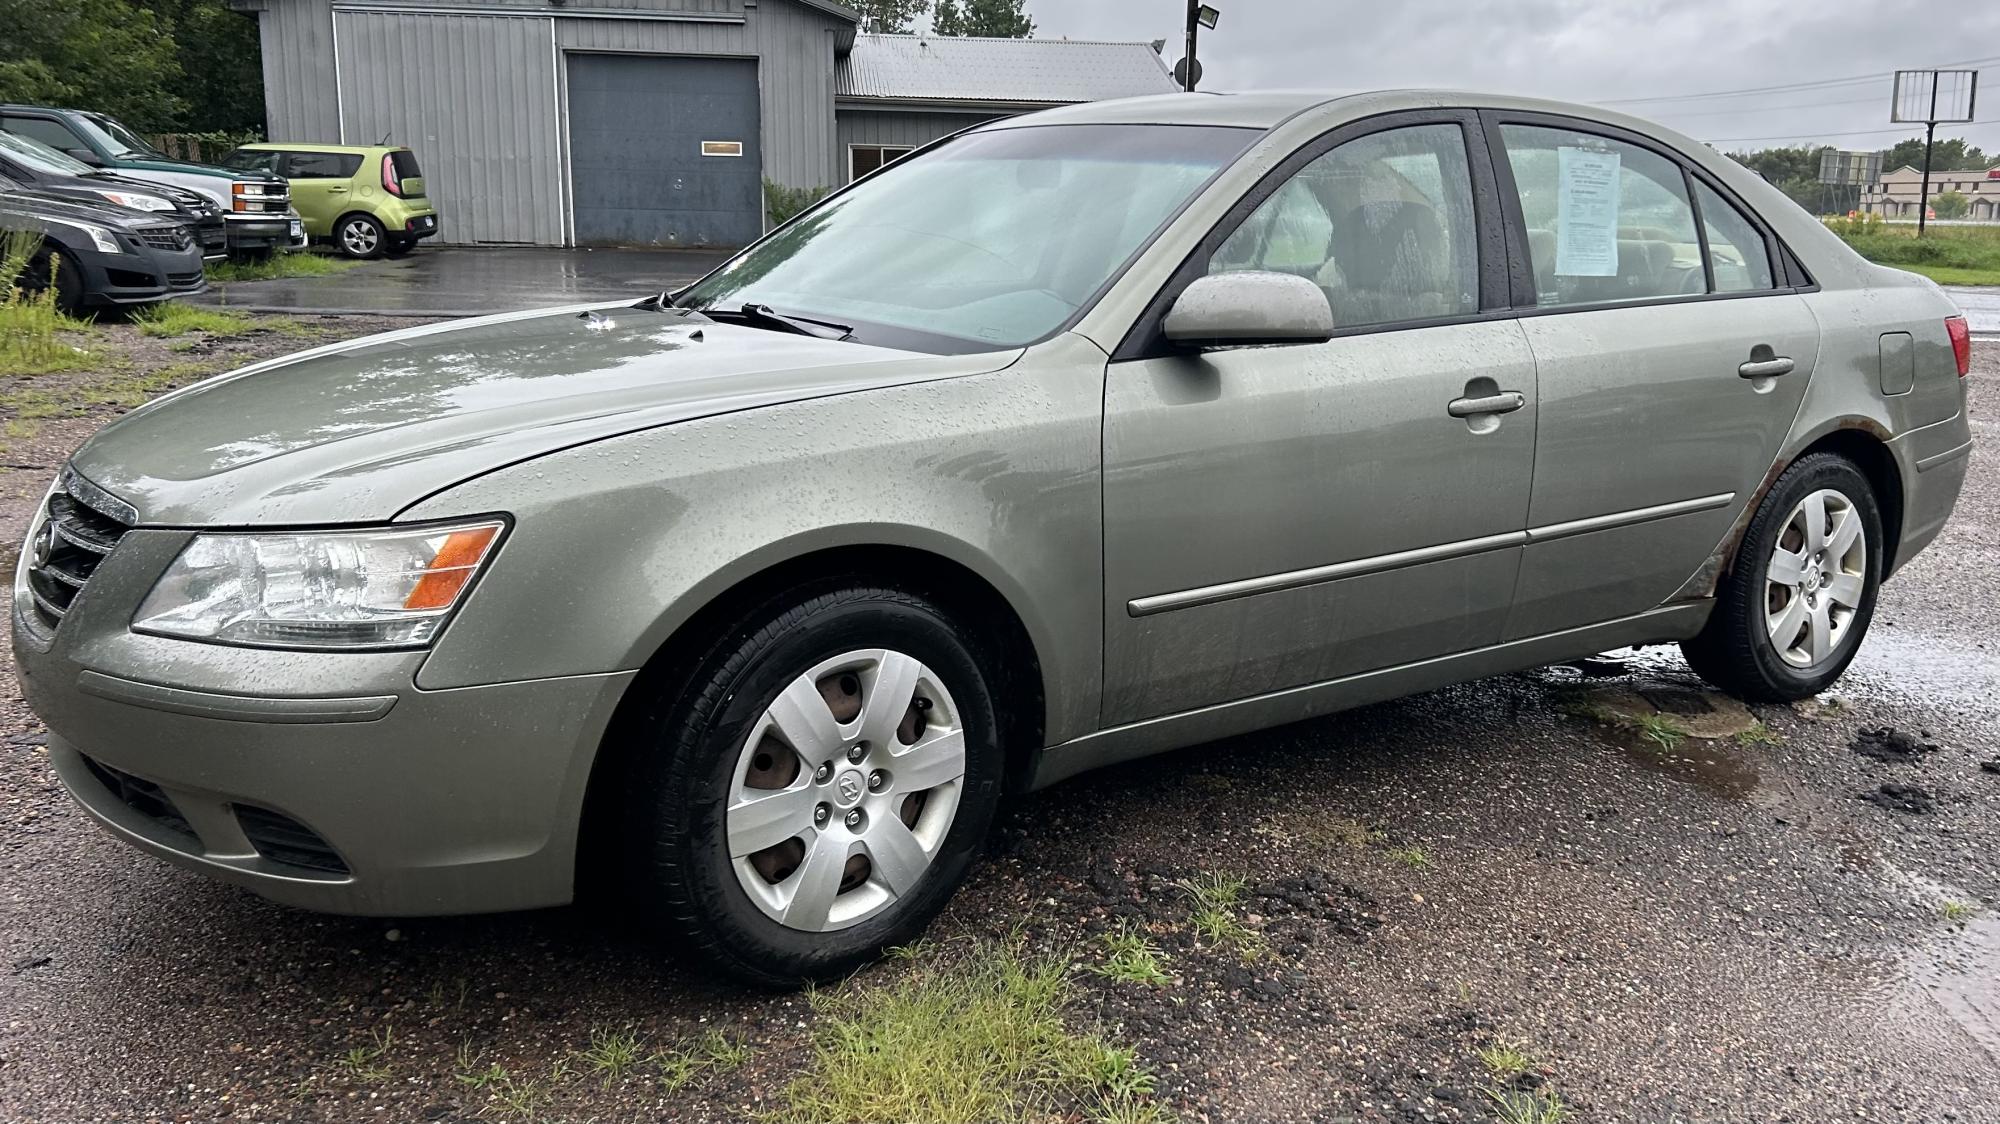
[334,214,386,259]
[1682,452,1883,701]
[624,587,1003,986]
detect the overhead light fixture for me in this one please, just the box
[1196,5,1220,29]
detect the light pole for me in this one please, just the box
[1181,3,1219,92]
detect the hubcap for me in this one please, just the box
[724,649,967,933]
[341,221,378,254]
[1764,488,1866,669]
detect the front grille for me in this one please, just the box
[197,222,226,248]
[234,805,350,874]
[82,755,196,841]
[167,271,203,289]
[135,225,194,252]
[24,470,134,631]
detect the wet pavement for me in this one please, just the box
[1945,285,2000,337]
[0,336,1995,1122]
[191,247,729,317]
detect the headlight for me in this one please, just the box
[94,190,174,212]
[133,520,504,650]
[52,219,121,254]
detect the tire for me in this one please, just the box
[1681,452,1883,702]
[622,586,1004,986]
[49,249,85,317]
[334,214,387,260]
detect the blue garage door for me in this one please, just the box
[567,54,763,248]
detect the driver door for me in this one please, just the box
[1100,113,1539,727]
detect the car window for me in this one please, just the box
[78,113,162,159]
[1499,124,1705,308]
[3,116,89,156]
[1694,181,1774,292]
[225,149,281,174]
[389,150,422,179]
[0,131,94,176]
[1209,123,1479,329]
[285,152,364,179]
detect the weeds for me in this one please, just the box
[1486,1086,1570,1124]
[1387,845,1434,870]
[775,938,1167,1124]
[575,1025,645,1086]
[333,1025,394,1083]
[1,231,93,376]
[483,1074,547,1120]
[130,301,256,338]
[452,1043,510,1091]
[1477,1037,1535,1082]
[653,1029,749,1093]
[1735,722,1781,746]
[206,251,360,283]
[1940,899,1977,924]
[1176,873,1265,960]
[1632,712,1688,751]
[1089,923,1170,986]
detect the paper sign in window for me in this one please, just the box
[1555,147,1620,277]
[701,141,744,157]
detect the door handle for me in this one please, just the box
[1738,357,1793,379]
[327,186,349,194]
[1447,391,1527,418]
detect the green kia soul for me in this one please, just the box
[224,143,438,259]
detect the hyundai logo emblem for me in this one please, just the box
[836,772,863,804]
[29,524,54,571]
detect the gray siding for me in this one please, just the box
[254,0,339,141]
[834,108,1004,182]
[335,11,565,245]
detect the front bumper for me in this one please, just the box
[14,520,633,917]
[222,214,299,254]
[72,241,206,308]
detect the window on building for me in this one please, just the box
[850,145,915,181]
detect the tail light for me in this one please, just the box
[1946,316,1972,378]
[381,154,402,198]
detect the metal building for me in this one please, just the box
[228,0,1179,248]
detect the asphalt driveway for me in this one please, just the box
[191,247,729,317]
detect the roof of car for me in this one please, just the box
[977,89,1680,134]
[836,33,1179,105]
[238,142,406,153]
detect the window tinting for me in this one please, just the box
[224,149,281,174]
[3,116,88,155]
[1694,181,1774,292]
[389,150,422,179]
[1500,124,1704,308]
[284,152,363,179]
[1209,123,1479,329]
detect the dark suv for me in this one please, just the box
[2,177,206,313]
[0,131,226,260]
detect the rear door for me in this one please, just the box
[1101,112,1539,726]
[281,151,361,237]
[1486,113,1819,638]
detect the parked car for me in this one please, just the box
[0,130,227,260]
[2,174,206,313]
[16,91,1971,986]
[0,105,301,258]
[224,143,437,259]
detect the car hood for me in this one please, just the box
[123,155,280,183]
[0,187,156,230]
[71,302,1022,526]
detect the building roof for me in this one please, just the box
[836,34,1178,106]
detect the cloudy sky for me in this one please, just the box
[1018,0,2000,156]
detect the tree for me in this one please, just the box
[853,0,929,33]
[134,0,267,134]
[1880,136,1990,173]
[931,0,1034,38]
[0,0,187,130]
[1931,190,1970,219]
[1726,145,1833,214]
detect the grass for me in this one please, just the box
[1176,872,1266,961]
[333,1025,395,1083]
[1632,712,1689,751]
[1940,899,1978,923]
[575,1025,645,1086]
[1387,845,1434,871]
[1089,923,1171,987]
[1477,1038,1536,1082]
[452,1044,510,1091]
[1828,218,2000,286]
[1,231,95,376]
[774,938,1168,1124]
[206,250,361,283]
[652,1029,749,1093]
[1735,722,1781,746]
[0,358,221,433]
[1487,1087,1571,1124]
[130,301,258,338]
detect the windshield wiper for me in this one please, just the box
[708,302,853,341]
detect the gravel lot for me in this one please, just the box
[1,321,1995,1123]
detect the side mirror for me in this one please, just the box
[64,147,103,167]
[1163,271,1334,349]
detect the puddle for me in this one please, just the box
[1883,868,2000,1060]
[1616,732,1764,800]
[1843,627,2000,715]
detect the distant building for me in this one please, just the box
[1860,163,2000,219]
[229,0,1179,248]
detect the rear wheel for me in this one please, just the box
[623,586,1003,986]
[1682,453,1882,701]
[49,249,85,317]
[334,214,386,259]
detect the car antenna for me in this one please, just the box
[378,131,391,146]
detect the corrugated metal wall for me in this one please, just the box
[833,108,1004,182]
[254,0,340,141]
[335,11,565,245]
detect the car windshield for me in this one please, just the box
[77,113,163,159]
[678,124,1256,353]
[0,130,95,176]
